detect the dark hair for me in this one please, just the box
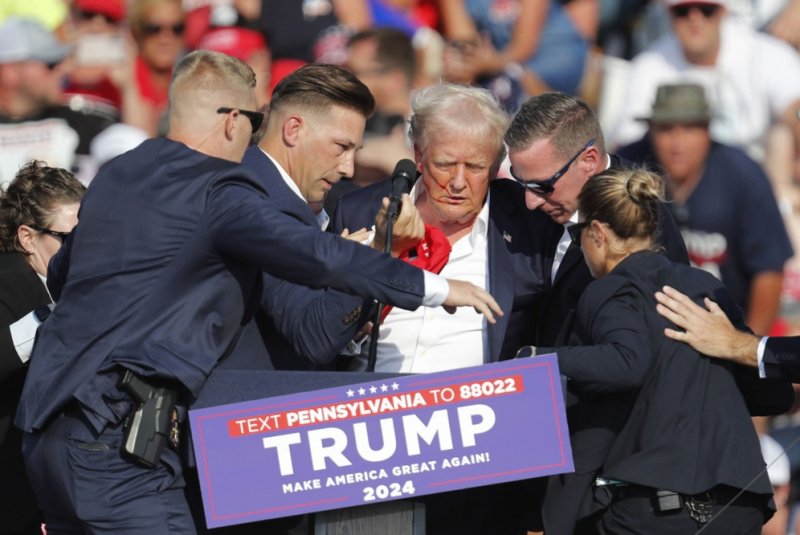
[578,166,664,241]
[0,161,85,254]
[268,64,375,119]
[505,92,605,159]
[348,28,417,84]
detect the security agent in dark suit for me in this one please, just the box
[504,92,689,533]
[333,83,560,535]
[15,53,502,535]
[656,285,800,382]
[524,167,793,533]
[0,162,84,535]
[505,92,689,348]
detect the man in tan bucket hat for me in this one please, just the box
[618,82,793,336]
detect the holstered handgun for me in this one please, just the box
[118,369,179,468]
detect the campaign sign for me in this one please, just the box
[190,355,573,528]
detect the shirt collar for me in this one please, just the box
[261,148,329,231]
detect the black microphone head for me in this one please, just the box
[392,158,417,181]
[390,159,418,198]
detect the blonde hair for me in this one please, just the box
[578,166,664,253]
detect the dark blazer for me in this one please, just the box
[538,251,793,533]
[762,337,800,381]
[0,253,50,533]
[220,146,368,372]
[16,137,432,435]
[535,154,689,346]
[333,176,561,363]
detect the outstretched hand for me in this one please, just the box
[655,285,759,366]
[443,279,503,324]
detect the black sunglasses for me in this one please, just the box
[566,221,589,245]
[141,22,185,36]
[670,3,720,17]
[32,225,70,242]
[510,139,596,194]
[217,107,265,132]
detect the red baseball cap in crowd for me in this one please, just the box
[75,0,126,23]
[196,27,267,62]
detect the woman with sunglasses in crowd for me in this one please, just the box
[0,161,84,535]
[524,166,793,533]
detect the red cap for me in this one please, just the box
[197,27,267,61]
[75,0,126,22]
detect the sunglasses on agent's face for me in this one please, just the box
[669,3,721,18]
[31,225,71,242]
[510,138,596,194]
[141,22,185,37]
[567,221,589,245]
[217,107,265,132]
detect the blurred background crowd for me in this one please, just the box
[1,0,800,532]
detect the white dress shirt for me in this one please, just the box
[352,182,491,373]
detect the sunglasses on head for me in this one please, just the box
[141,22,185,36]
[217,107,265,132]
[510,138,596,194]
[670,3,720,17]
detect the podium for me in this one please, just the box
[193,370,426,535]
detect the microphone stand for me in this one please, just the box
[365,202,399,372]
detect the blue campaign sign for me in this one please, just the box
[189,355,573,528]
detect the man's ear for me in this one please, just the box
[581,145,603,176]
[223,111,238,141]
[282,115,304,147]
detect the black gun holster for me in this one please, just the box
[118,369,180,468]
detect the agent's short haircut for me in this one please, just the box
[505,92,605,159]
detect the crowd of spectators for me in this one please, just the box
[2,0,800,533]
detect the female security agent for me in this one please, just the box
[525,167,793,533]
[0,161,84,535]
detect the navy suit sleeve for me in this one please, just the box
[260,273,368,364]
[542,279,654,393]
[709,286,796,414]
[206,178,425,311]
[763,337,800,382]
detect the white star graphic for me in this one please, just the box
[380,384,389,392]
[369,385,378,394]
[346,389,355,397]
[358,387,366,395]
[391,382,400,391]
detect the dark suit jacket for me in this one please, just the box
[539,251,793,533]
[535,154,689,346]
[16,137,431,434]
[763,337,800,381]
[0,253,50,532]
[220,146,368,372]
[333,177,560,363]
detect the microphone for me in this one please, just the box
[386,159,418,220]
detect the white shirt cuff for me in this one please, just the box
[422,271,449,307]
[9,311,41,364]
[757,336,769,378]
